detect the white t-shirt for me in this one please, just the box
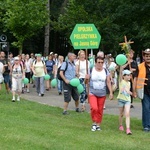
[75,60,90,78]
[25,60,31,72]
[0,62,4,83]
[90,67,109,97]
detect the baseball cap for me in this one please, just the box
[36,54,41,57]
[122,69,131,76]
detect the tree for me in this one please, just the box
[44,0,50,56]
[3,0,49,53]
[54,0,150,55]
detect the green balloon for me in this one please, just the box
[44,74,51,80]
[51,78,57,87]
[116,54,127,66]
[77,84,84,94]
[70,78,80,87]
[90,58,94,68]
[22,78,29,84]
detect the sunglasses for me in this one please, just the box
[97,61,104,64]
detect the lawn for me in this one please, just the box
[0,89,149,150]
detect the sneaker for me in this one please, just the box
[119,125,124,131]
[130,105,134,108]
[62,111,69,115]
[41,94,44,97]
[91,124,96,131]
[96,126,101,131]
[17,96,20,101]
[27,89,30,93]
[126,128,132,135]
[38,93,41,97]
[143,128,150,132]
[12,97,15,102]
[75,108,80,112]
[59,92,62,95]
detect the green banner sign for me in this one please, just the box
[70,24,101,50]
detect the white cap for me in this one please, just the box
[122,69,131,76]
[14,57,19,60]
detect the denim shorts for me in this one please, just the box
[118,99,130,107]
[3,74,10,84]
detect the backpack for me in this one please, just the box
[57,61,68,81]
[34,60,45,65]
[12,64,23,73]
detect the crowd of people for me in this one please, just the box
[0,48,150,134]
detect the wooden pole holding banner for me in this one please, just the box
[85,49,90,103]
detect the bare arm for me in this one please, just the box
[106,75,113,100]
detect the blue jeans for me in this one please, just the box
[57,79,63,93]
[35,76,45,94]
[142,94,150,129]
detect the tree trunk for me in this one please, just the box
[44,0,50,56]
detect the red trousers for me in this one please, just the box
[89,94,106,124]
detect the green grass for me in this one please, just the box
[0,87,150,150]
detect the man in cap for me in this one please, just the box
[134,48,150,132]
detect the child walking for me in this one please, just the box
[117,68,132,135]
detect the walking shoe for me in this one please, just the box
[130,105,134,108]
[12,97,15,102]
[91,124,96,131]
[143,128,149,132]
[126,128,132,135]
[27,89,30,93]
[62,111,69,115]
[41,94,44,97]
[59,92,62,95]
[75,108,80,112]
[119,125,124,131]
[38,93,41,97]
[96,126,101,131]
[17,96,20,101]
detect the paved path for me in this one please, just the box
[21,86,142,120]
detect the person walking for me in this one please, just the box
[55,55,64,95]
[32,54,47,97]
[134,48,150,132]
[75,50,90,111]
[45,54,55,90]
[89,56,113,131]
[11,57,25,102]
[0,61,4,91]
[0,51,11,93]
[122,49,138,108]
[25,54,32,93]
[60,52,80,115]
[117,69,132,135]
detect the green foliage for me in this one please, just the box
[54,0,150,55]
[3,0,49,52]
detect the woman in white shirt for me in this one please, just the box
[75,50,90,111]
[89,56,113,131]
[25,54,32,93]
[11,57,25,102]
